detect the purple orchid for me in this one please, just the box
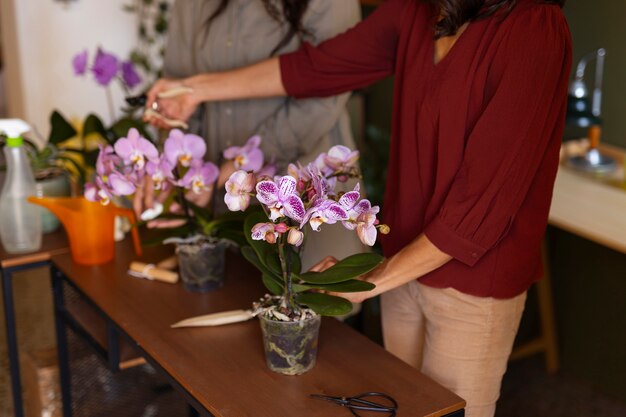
[179,161,219,194]
[72,50,88,75]
[256,176,306,222]
[95,145,120,177]
[164,129,206,167]
[114,128,158,170]
[84,178,113,205]
[145,157,175,191]
[225,170,256,211]
[302,198,349,232]
[91,48,119,87]
[121,60,141,89]
[251,222,278,244]
[108,172,137,196]
[324,145,360,172]
[223,135,264,172]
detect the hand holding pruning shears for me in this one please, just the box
[127,79,197,130]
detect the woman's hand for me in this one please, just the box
[308,256,374,303]
[144,78,199,129]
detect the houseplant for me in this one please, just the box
[86,128,272,292]
[224,146,387,375]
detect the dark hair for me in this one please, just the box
[206,0,311,56]
[429,0,567,39]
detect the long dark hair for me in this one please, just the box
[206,0,311,55]
[430,0,567,38]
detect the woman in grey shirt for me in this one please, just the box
[143,0,366,270]
[164,0,360,169]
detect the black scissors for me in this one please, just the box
[309,392,398,416]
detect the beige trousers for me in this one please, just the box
[381,281,526,417]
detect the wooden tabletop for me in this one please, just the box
[0,228,69,269]
[51,239,464,417]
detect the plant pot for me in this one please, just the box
[34,171,71,233]
[259,312,321,375]
[176,239,228,292]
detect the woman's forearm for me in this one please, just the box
[185,58,286,104]
[365,234,452,298]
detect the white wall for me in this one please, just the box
[1,0,138,141]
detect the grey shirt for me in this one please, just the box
[164,0,361,169]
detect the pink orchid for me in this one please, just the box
[113,128,158,170]
[179,161,219,194]
[256,176,306,222]
[84,178,113,205]
[223,135,264,172]
[224,170,256,211]
[145,157,175,191]
[96,145,121,177]
[108,172,137,196]
[164,129,206,167]
[251,222,278,244]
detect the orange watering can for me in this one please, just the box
[28,197,142,265]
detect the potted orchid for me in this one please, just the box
[86,128,271,292]
[224,146,387,375]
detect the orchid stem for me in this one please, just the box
[105,86,116,122]
[278,241,296,315]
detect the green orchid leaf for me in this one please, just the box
[265,251,283,277]
[213,228,247,248]
[110,117,153,142]
[56,155,86,184]
[293,279,375,293]
[262,274,283,296]
[48,111,77,145]
[82,113,108,142]
[140,224,193,247]
[296,293,352,316]
[286,245,302,275]
[241,246,280,281]
[186,200,212,223]
[298,253,384,284]
[244,211,276,269]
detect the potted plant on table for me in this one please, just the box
[224,146,388,375]
[86,128,272,292]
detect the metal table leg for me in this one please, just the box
[2,268,24,417]
[52,266,72,417]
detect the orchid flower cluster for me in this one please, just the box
[226,145,386,247]
[73,48,142,90]
[224,146,387,318]
[85,130,272,240]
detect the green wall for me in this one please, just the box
[564,1,626,146]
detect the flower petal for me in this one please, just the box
[256,180,279,206]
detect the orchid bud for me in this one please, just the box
[287,228,304,247]
[378,224,391,235]
[264,231,277,244]
[275,223,289,234]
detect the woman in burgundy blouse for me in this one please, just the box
[147,0,571,415]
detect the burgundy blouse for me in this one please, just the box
[280,0,572,298]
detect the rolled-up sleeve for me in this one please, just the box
[424,8,571,266]
[279,0,407,98]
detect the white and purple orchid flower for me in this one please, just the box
[164,129,206,167]
[113,128,158,170]
[302,198,349,232]
[256,176,306,223]
[223,135,264,172]
[251,222,278,244]
[324,145,360,173]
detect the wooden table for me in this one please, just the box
[1,229,69,417]
[50,240,465,417]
